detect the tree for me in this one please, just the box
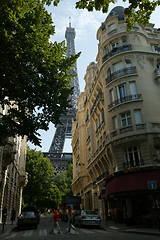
[0,0,80,146]
[54,0,160,31]
[53,159,73,197]
[23,147,61,208]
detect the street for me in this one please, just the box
[0,215,160,240]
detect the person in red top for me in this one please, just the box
[50,208,61,234]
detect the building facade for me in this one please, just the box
[0,105,28,222]
[72,6,160,227]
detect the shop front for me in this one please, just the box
[99,170,160,227]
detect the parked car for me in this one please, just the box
[17,211,38,230]
[23,206,40,223]
[74,210,101,227]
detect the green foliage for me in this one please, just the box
[53,159,73,197]
[0,0,80,146]
[23,148,73,209]
[54,0,160,31]
[23,147,61,208]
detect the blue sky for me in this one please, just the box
[28,0,160,152]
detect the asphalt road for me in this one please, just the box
[0,215,160,240]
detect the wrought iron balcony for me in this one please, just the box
[105,66,137,85]
[155,68,160,80]
[102,44,132,63]
[108,94,142,109]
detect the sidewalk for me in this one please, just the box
[102,220,160,236]
[0,221,16,237]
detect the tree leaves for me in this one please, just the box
[23,147,61,208]
[55,0,160,31]
[0,0,80,146]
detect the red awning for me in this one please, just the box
[99,170,160,199]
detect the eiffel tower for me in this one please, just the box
[43,19,80,173]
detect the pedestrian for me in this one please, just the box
[67,206,76,234]
[11,208,16,224]
[2,206,7,224]
[50,208,61,234]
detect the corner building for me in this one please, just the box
[72,6,160,227]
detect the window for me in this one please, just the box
[111,41,120,55]
[88,147,91,159]
[120,111,132,127]
[154,45,160,52]
[117,83,126,100]
[87,126,90,138]
[125,60,132,68]
[111,41,119,49]
[109,89,115,102]
[107,68,111,77]
[129,81,137,95]
[125,146,141,167]
[122,39,127,46]
[101,109,105,122]
[113,61,123,72]
[113,116,118,130]
[134,109,143,124]
[96,119,99,130]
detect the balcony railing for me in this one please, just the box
[102,44,132,63]
[108,94,142,109]
[111,123,146,138]
[106,66,137,85]
[120,125,133,134]
[155,68,160,80]
[90,92,104,115]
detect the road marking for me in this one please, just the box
[95,229,108,233]
[39,229,47,236]
[23,230,33,236]
[109,226,119,230]
[5,233,17,238]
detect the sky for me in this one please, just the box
[28,0,160,152]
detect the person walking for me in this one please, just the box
[67,206,76,234]
[11,208,16,224]
[50,208,61,234]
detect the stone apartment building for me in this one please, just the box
[0,104,28,222]
[71,6,160,227]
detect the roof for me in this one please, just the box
[106,6,125,21]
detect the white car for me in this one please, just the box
[74,210,101,227]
